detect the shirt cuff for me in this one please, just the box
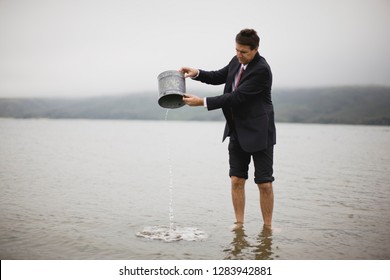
[203,97,208,108]
[191,69,200,79]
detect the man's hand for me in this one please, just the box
[179,67,199,78]
[183,94,204,107]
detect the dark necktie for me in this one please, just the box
[234,65,245,89]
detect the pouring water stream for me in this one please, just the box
[136,109,207,242]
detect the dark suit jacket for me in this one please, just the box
[195,52,276,153]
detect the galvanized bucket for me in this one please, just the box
[157,70,186,109]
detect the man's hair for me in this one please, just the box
[235,29,260,50]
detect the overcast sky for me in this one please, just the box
[0,0,389,98]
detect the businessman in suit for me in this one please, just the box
[180,29,276,229]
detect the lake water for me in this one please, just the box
[0,118,389,260]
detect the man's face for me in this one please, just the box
[235,43,258,65]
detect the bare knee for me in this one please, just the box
[231,176,246,189]
[258,182,273,193]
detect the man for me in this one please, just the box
[180,29,276,229]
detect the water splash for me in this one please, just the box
[136,226,208,242]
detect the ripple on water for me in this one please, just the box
[136,226,208,242]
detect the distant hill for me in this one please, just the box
[1,86,389,125]
[273,86,390,125]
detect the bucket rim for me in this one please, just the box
[158,93,185,109]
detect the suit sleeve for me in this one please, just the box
[194,65,229,85]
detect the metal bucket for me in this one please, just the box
[157,70,186,109]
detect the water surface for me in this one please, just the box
[0,119,389,259]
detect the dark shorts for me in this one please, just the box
[228,136,274,184]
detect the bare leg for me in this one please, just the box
[231,176,246,229]
[257,182,274,228]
